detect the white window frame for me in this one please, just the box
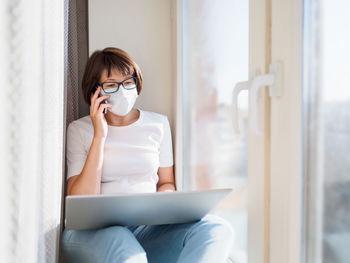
[175,0,303,262]
[249,0,303,262]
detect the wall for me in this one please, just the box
[88,0,177,127]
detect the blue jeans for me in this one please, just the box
[61,214,234,263]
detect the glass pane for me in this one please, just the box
[303,0,350,262]
[182,0,249,262]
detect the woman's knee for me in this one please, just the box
[190,214,235,243]
[61,226,147,263]
[61,229,98,263]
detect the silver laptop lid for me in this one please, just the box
[65,188,232,230]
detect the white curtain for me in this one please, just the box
[0,0,65,262]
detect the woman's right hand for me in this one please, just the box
[90,86,112,139]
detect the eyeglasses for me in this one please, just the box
[98,76,138,93]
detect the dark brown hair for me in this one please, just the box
[81,47,143,105]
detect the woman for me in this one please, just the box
[61,47,234,263]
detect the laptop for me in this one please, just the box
[64,188,232,230]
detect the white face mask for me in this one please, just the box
[100,87,138,116]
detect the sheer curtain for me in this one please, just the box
[0,0,88,262]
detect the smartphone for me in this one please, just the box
[102,99,108,114]
[91,86,108,114]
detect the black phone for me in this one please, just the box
[91,86,108,114]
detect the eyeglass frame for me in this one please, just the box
[97,76,138,93]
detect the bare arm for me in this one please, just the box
[67,86,112,196]
[157,165,176,192]
[67,137,106,195]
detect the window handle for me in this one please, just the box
[232,80,250,134]
[232,62,282,136]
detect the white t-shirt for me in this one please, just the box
[66,108,173,195]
